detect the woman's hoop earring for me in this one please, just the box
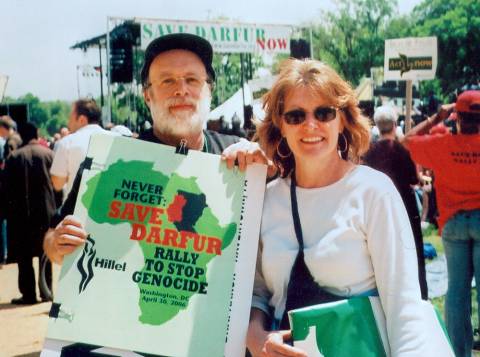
[276,137,292,159]
[337,132,349,159]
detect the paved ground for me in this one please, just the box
[0,260,59,357]
[0,257,478,357]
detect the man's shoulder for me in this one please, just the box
[26,143,52,154]
[407,132,451,149]
[57,125,108,147]
[9,144,49,160]
[205,130,241,154]
[386,139,411,156]
[35,142,54,155]
[138,128,159,143]
[137,128,241,154]
[75,124,108,137]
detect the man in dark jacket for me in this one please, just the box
[2,122,56,304]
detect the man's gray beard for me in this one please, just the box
[151,94,211,140]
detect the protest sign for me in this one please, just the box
[42,133,266,357]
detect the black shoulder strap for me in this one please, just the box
[290,173,304,250]
[280,172,343,330]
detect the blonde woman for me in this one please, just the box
[246,59,449,356]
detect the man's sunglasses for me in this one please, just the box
[283,107,337,125]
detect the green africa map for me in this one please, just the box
[45,134,266,357]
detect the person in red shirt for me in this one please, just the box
[402,90,480,357]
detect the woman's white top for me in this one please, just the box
[252,165,439,356]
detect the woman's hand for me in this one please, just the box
[247,309,307,357]
[259,330,308,357]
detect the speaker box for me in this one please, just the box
[290,39,311,59]
[0,103,28,125]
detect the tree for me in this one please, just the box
[384,16,412,40]
[17,93,49,129]
[43,100,70,135]
[409,0,480,97]
[211,53,263,109]
[4,94,70,136]
[312,0,397,85]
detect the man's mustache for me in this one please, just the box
[166,98,196,108]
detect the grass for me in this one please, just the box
[423,224,444,256]
[424,225,480,355]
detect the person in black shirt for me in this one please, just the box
[44,33,270,264]
[363,105,428,299]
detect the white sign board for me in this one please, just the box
[384,37,437,80]
[141,19,293,54]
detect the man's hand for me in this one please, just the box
[434,103,456,124]
[221,139,276,177]
[44,215,87,264]
[402,102,456,143]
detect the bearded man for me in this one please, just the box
[44,33,268,264]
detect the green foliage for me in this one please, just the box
[422,225,444,256]
[271,54,290,74]
[312,0,397,86]
[211,53,263,108]
[17,93,49,129]
[6,93,70,136]
[110,84,150,132]
[253,88,268,100]
[419,79,444,101]
[308,0,480,99]
[409,0,480,96]
[384,16,413,39]
[43,100,71,135]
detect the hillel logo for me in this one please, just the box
[77,235,96,294]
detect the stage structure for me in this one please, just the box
[71,17,313,127]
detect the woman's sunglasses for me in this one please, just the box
[283,107,337,125]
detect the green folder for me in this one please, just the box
[288,297,454,357]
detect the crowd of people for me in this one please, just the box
[0,32,479,356]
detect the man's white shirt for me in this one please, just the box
[50,124,110,196]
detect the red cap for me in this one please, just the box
[456,90,480,113]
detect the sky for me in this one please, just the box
[0,0,422,102]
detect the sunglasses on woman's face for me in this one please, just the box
[283,107,337,125]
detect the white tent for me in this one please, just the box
[252,99,265,121]
[248,74,277,93]
[208,84,253,127]
[355,77,373,101]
